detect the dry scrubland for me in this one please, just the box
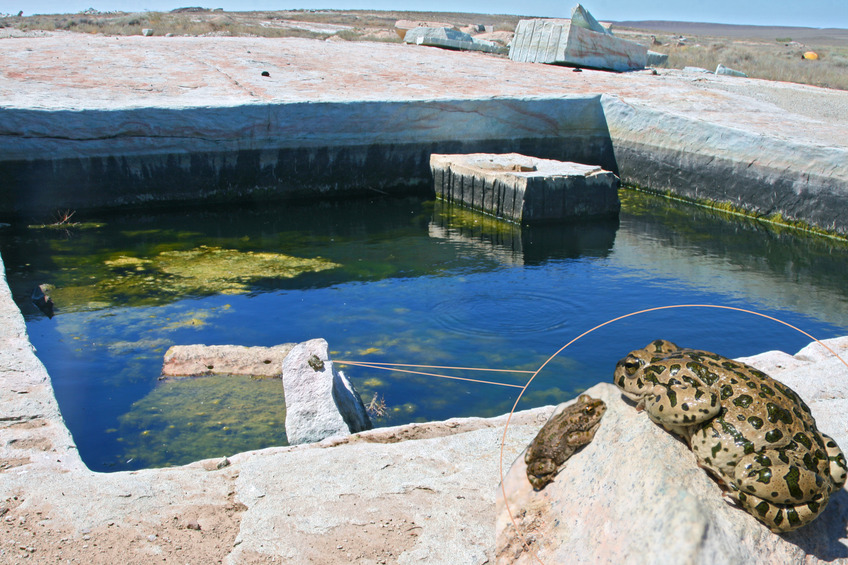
[1,8,846,90]
[615,25,848,91]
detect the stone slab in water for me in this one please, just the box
[430,153,620,224]
[161,344,295,378]
[509,18,647,71]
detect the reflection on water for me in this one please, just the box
[615,190,848,325]
[2,192,848,471]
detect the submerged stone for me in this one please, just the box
[161,344,296,378]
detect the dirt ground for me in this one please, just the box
[1,495,247,564]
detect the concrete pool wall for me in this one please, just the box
[3,92,848,236]
[0,97,615,213]
[1,35,848,235]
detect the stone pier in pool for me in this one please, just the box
[430,153,620,224]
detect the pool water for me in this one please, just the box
[2,191,848,471]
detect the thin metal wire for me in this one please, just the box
[335,359,527,389]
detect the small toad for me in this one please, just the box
[525,394,607,490]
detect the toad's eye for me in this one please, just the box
[584,406,595,415]
[624,360,641,376]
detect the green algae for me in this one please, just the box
[620,186,848,243]
[116,374,287,468]
[28,222,105,231]
[432,199,522,235]
[47,245,340,312]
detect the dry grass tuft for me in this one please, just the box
[0,8,522,42]
[366,392,388,419]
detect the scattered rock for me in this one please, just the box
[282,338,372,445]
[570,3,612,35]
[30,284,54,318]
[393,19,454,40]
[646,50,668,66]
[402,27,504,54]
[716,63,748,77]
[161,344,295,378]
[142,29,154,37]
[510,5,647,71]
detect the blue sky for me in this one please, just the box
[4,0,846,28]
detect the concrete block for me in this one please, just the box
[394,19,454,40]
[716,64,748,77]
[430,153,620,224]
[647,50,668,66]
[509,18,647,71]
[571,3,612,35]
[403,26,503,54]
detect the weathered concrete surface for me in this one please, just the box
[430,152,619,223]
[497,343,848,564]
[161,344,296,378]
[1,33,848,235]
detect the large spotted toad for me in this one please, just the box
[525,394,606,490]
[614,339,847,532]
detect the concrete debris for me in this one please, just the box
[393,19,454,40]
[646,50,668,66]
[509,5,647,71]
[402,26,504,54]
[716,64,748,77]
[570,3,612,35]
[683,66,712,73]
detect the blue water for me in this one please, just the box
[3,193,848,471]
